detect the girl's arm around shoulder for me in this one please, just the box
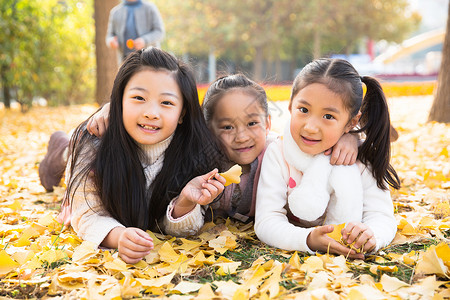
[255,142,314,253]
[358,163,397,252]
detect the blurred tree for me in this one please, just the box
[153,0,420,82]
[0,1,39,109]
[428,2,450,123]
[327,0,421,56]
[0,0,95,110]
[94,0,118,105]
[38,0,96,106]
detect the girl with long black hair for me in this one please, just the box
[64,47,226,263]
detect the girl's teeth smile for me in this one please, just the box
[140,124,159,130]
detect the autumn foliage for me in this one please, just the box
[0,96,449,298]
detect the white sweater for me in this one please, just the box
[68,135,203,246]
[254,137,396,254]
[282,124,363,224]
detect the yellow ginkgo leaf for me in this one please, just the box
[8,200,22,211]
[379,274,409,292]
[104,257,128,272]
[219,165,242,186]
[215,261,241,275]
[326,223,346,242]
[158,242,180,263]
[435,242,450,268]
[0,250,19,276]
[300,256,324,273]
[196,283,217,299]
[415,244,449,278]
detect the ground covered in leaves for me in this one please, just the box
[0,96,449,299]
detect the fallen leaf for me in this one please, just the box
[0,250,19,276]
[326,223,345,242]
[158,242,180,263]
[219,164,242,186]
[379,274,409,292]
[300,256,324,274]
[173,281,204,294]
[415,244,449,278]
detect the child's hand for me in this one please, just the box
[117,227,154,264]
[87,103,110,137]
[173,169,225,218]
[307,225,364,259]
[341,222,376,254]
[324,132,358,165]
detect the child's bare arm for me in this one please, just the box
[87,102,110,137]
[325,132,358,165]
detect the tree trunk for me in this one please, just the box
[94,0,119,105]
[428,2,450,123]
[1,65,11,109]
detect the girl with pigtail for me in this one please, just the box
[255,58,400,259]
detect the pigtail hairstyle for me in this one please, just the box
[65,47,224,232]
[290,58,400,190]
[357,76,400,190]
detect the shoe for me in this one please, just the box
[39,131,70,192]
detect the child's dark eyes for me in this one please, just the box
[222,125,233,130]
[161,100,174,106]
[248,121,259,126]
[299,107,308,113]
[323,114,334,120]
[133,96,145,101]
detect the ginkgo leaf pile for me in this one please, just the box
[0,96,449,299]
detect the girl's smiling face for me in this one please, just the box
[210,90,270,165]
[289,83,359,155]
[122,69,184,145]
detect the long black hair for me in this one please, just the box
[290,58,400,190]
[65,47,224,231]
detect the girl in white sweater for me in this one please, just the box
[255,58,401,259]
[63,48,226,264]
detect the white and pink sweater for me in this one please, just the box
[254,126,397,254]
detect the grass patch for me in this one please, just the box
[350,260,415,283]
[384,239,440,254]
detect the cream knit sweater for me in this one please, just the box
[68,135,203,246]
